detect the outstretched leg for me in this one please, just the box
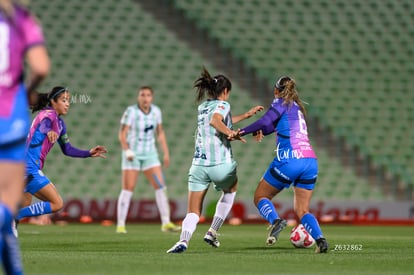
[294,187,328,253]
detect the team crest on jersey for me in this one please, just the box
[144,125,154,132]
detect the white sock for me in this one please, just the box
[117,190,133,227]
[180,212,200,243]
[155,188,170,225]
[210,192,236,232]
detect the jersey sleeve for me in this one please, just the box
[21,9,45,50]
[241,106,280,136]
[58,119,69,144]
[155,105,162,125]
[38,117,52,134]
[120,107,132,126]
[213,101,230,118]
[57,119,90,158]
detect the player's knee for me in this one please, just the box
[253,195,268,206]
[51,198,64,212]
[253,189,271,206]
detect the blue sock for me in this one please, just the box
[301,213,324,240]
[16,201,52,221]
[0,204,24,275]
[257,199,279,225]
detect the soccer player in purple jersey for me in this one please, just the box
[0,1,50,273]
[240,76,328,253]
[14,87,107,231]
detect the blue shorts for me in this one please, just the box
[0,85,30,162]
[263,158,318,191]
[188,160,237,192]
[25,166,51,194]
[0,139,26,162]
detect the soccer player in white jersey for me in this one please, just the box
[167,68,263,253]
[116,86,180,233]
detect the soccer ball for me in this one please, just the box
[289,224,315,248]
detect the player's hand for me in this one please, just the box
[124,149,134,161]
[227,129,246,143]
[47,131,59,143]
[253,130,264,143]
[90,145,107,158]
[245,106,264,118]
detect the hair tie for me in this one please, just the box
[213,77,218,83]
[48,87,68,101]
[274,76,291,90]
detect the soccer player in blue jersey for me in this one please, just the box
[116,86,181,233]
[240,76,328,253]
[0,1,50,273]
[167,68,263,253]
[14,87,107,232]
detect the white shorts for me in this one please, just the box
[121,151,160,171]
[188,160,237,192]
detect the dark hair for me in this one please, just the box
[138,86,153,95]
[193,67,232,102]
[31,86,68,113]
[274,76,307,115]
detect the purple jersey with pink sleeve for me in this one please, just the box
[0,5,45,117]
[26,107,91,169]
[241,98,316,159]
[26,108,61,169]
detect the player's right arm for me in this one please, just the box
[22,10,50,101]
[210,113,246,143]
[119,124,134,161]
[26,46,49,95]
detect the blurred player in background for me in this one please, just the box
[116,86,180,233]
[167,67,263,253]
[240,76,328,253]
[0,0,50,273]
[14,87,107,232]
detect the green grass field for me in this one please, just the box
[19,223,413,275]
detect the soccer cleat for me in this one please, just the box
[266,218,287,246]
[203,230,220,248]
[116,226,127,234]
[315,238,329,253]
[161,222,181,233]
[12,219,19,238]
[166,241,187,253]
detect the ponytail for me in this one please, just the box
[275,76,306,116]
[193,67,232,102]
[31,86,68,113]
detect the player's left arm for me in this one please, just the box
[240,107,279,137]
[232,105,264,124]
[156,123,170,168]
[58,122,107,158]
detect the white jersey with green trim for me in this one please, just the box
[120,104,161,158]
[192,99,234,166]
